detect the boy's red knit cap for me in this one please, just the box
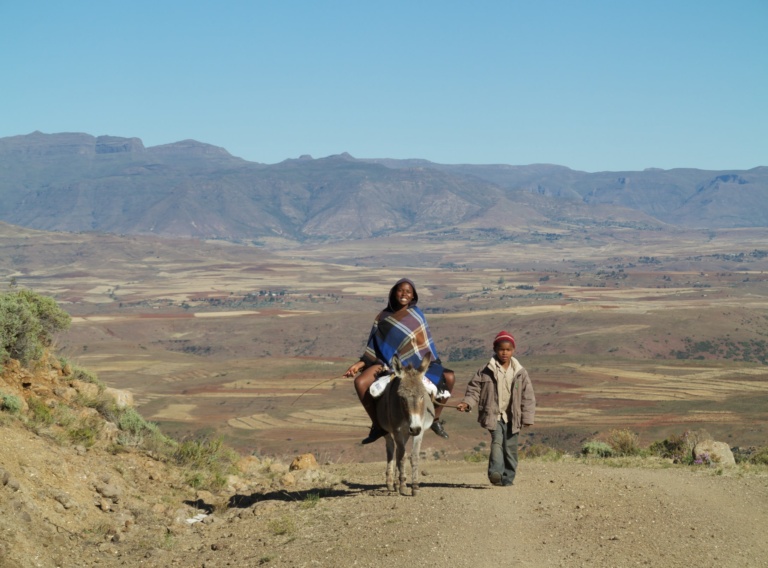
[493,331,515,348]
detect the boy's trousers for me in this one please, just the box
[488,419,518,485]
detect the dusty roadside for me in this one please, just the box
[5,440,765,568]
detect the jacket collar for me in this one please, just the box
[488,355,520,377]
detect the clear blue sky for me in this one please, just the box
[2,1,766,171]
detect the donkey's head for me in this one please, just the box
[391,353,433,436]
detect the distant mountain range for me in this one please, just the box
[1,131,766,241]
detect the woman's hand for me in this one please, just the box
[456,402,470,413]
[343,361,365,378]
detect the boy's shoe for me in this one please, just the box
[361,426,385,445]
[501,478,514,487]
[489,471,502,485]
[430,421,449,438]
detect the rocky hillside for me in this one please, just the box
[1,132,767,241]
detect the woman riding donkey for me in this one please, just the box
[344,278,455,444]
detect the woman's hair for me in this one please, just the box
[386,278,419,311]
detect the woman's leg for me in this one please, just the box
[433,369,455,421]
[430,369,454,438]
[353,365,385,444]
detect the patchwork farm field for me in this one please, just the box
[2,223,768,459]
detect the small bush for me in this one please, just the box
[521,443,563,460]
[67,415,103,447]
[582,440,614,458]
[649,432,695,464]
[0,391,22,414]
[0,289,71,366]
[751,447,768,465]
[174,437,240,491]
[463,451,487,463]
[27,397,54,425]
[71,365,105,390]
[267,515,296,536]
[607,429,641,456]
[733,445,768,466]
[301,492,321,509]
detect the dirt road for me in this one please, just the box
[2,415,767,568]
[137,458,768,568]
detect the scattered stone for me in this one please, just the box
[71,379,100,399]
[105,387,134,408]
[289,453,318,471]
[693,439,736,466]
[278,472,295,487]
[94,482,122,503]
[53,492,75,510]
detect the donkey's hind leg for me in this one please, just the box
[385,434,396,492]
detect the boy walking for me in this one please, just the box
[457,331,535,486]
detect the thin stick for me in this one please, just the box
[434,399,462,409]
[290,376,340,406]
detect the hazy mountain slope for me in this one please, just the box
[1,132,767,241]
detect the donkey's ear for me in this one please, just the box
[418,352,432,374]
[391,354,403,374]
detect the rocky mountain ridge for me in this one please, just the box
[1,131,766,241]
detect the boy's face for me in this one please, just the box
[494,341,515,364]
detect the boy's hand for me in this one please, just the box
[456,402,470,413]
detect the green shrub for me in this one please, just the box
[66,415,103,447]
[0,289,71,366]
[173,436,240,490]
[649,432,695,464]
[521,443,563,460]
[606,429,641,456]
[70,365,105,390]
[27,397,54,425]
[115,407,169,449]
[582,440,614,458]
[733,446,768,466]
[751,447,768,465]
[463,451,487,463]
[0,391,22,414]
[267,515,296,536]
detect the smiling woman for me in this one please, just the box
[343,278,455,444]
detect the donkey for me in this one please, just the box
[376,353,435,496]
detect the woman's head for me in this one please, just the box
[387,278,419,311]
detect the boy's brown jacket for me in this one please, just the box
[460,356,535,433]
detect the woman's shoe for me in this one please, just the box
[430,420,449,439]
[362,426,385,445]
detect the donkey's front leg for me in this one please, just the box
[385,434,396,492]
[410,433,424,496]
[396,436,408,495]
